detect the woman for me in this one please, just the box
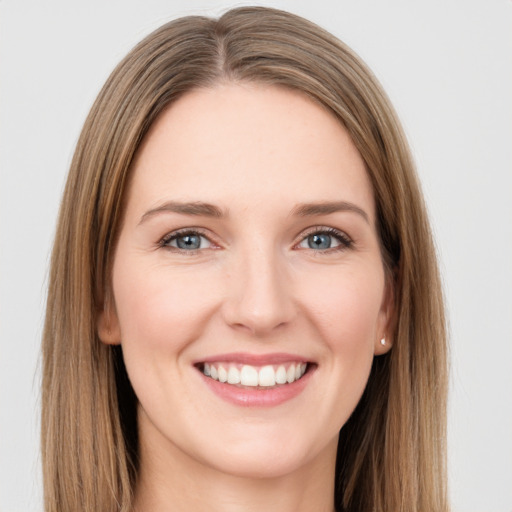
[41,6,448,512]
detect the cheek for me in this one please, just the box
[112,261,216,357]
[297,264,384,362]
[306,266,383,327]
[282,264,386,440]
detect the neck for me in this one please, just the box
[132,418,338,512]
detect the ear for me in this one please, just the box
[97,298,121,345]
[374,273,395,356]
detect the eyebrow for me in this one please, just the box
[139,201,226,224]
[291,201,370,223]
[139,199,369,225]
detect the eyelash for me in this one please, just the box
[298,226,353,252]
[158,228,214,253]
[158,226,353,254]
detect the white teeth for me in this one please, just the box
[218,365,228,383]
[275,365,287,384]
[240,365,259,386]
[258,365,276,387]
[202,361,309,387]
[227,366,241,384]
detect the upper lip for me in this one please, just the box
[194,352,312,365]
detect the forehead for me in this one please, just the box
[127,83,374,219]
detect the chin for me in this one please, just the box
[206,448,310,480]
[193,427,331,480]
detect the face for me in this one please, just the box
[99,84,392,480]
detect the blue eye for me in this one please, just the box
[175,234,202,250]
[298,229,351,251]
[309,233,334,249]
[162,231,211,251]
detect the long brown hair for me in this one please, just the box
[42,7,448,511]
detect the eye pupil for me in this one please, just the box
[308,233,331,250]
[177,234,201,250]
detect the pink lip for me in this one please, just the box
[196,352,311,366]
[195,354,316,408]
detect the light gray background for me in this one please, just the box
[1,1,511,511]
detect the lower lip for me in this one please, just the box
[199,366,315,407]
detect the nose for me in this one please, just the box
[221,244,296,337]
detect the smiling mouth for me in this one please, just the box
[196,362,311,388]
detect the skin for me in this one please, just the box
[98,83,392,512]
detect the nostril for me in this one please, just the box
[220,267,296,335]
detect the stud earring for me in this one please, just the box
[380,337,386,346]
